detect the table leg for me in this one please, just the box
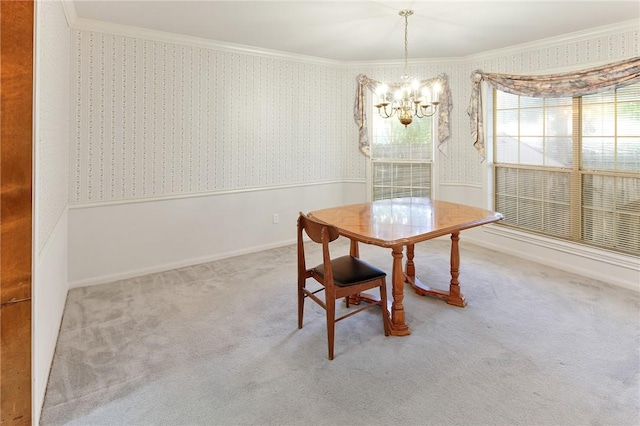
[405,233,467,307]
[405,243,415,279]
[389,246,410,336]
[448,232,466,306]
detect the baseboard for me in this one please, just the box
[463,225,640,293]
[69,238,296,288]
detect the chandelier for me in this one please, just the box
[375,10,440,127]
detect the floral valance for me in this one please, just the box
[467,56,640,158]
[354,73,452,156]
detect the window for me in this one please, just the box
[493,83,640,256]
[370,112,433,201]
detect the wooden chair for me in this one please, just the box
[297,212,390,360]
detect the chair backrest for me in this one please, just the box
[298,212,340,244]
[298,212,340,283]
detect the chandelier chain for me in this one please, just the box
[403,12,409,76]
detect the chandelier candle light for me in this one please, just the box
[375,9,440,127]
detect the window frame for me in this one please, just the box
[367,98,437,202]
[491,85,640,256]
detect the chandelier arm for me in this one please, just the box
[414,104,425,119]
[417,104,438,118]
[377,104,396,119]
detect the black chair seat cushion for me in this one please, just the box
[313,255,386,287]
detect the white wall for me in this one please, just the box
[33,0,71,421]
[67,18,639,289]
[68,181,365,286]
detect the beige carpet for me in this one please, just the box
[41,238,639,425]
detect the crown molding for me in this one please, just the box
[67,16,344,67]
[60,0,77,28]
[64,14,471,68]
[64,8,637,68]
[468,19,639,63]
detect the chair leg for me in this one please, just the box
[379,280,390,336]
[326,298,336,360]
[298,279,305,329]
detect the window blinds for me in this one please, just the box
[370,109,433,201]
[494,84,640,256]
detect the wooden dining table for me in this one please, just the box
[309,197,503,336]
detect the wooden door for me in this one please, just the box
[1,0,34,424]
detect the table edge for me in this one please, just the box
[308,212,503,248]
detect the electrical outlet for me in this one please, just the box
[272,213,279,224]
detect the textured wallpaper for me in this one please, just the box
[470,27,639,74]
[71,23,638,205]
[72,31,362,204]
[36,0,70,252]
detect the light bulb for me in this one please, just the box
[421,87,431,104]
[432,82,441,103]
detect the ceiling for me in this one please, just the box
[72,1,640,61]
